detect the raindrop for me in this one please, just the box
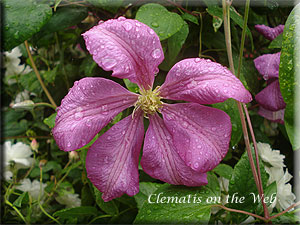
[102,58,117,69]
[136,23,141,27]
[151,49,161,59]
[118,17,126,21]
[194,58,201,63]
[151,22,159,28]
[122,21,132,31]
[74,112,83,120]
[86,119,92,127]
[148,29,155,34]
[67,142,71,147]
[194,162,199,169]
[211,127,216,131]
[107,136,111,140]
[182,121,188,128]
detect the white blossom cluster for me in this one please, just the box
[257,142,296,211]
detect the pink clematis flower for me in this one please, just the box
[254,25,286,123]
[53,17,252,201]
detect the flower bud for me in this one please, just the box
[30,139,39,152]
[69,151,79,161]
[11,100,34,111]
[39,159,47,168]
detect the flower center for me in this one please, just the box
[134,86,163,117]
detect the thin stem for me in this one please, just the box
[39,166,62,225]
[34,102,57,110]
[269,201,300,220]
[237,0,250,79]
[212,204,268,222]
[24,41,57,108]
[88,215,112,224]
[5,200,29,224]
[222,0,269,219]
[198,13,203,57]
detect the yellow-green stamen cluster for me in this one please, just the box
[134,86,163,117]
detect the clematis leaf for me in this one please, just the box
[268,33,283,49]
[53,206,99,219]
[86,0,123,13]
[134,182,163,209]
[206,5,254,50]
[136,3,185,41]
[213,99,243,147]
[279,3,300,150]
[228,150,268,222]
[93,186,118,215]
[159,21,189,71]
[181,13,199,25]
[3,0,52,51]
[134,173,220,224]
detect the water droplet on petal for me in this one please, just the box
[151,49,161,59]
[67,142,71,147]
[102,58,117,69]
[74,112,83,120]
[194,162,199,169]
[182,121,188,128]
[211,127,217,131]
[194,58,201,63]
[118,17,126,21]
[86,119,92,127]
[122,21,132,31]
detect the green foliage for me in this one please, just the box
[279,3,300,150]
[212,164,234,180]
[53,206,99,219]
[268,33,283,49]
[134,174,220,224]
[3,0,52,50]
[43,113,57,129]
[213,99,243,147]
[136,3,185,41]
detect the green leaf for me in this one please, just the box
[206,5,254,50]
[19,71,42,93]
[94,187,119,215]
[80,55,97,77]
[3,119,29,137]
[53,206,99,219]
[256,181,277,214]
[43,113,57,129]
[212,99,243,147]
[134,174,220,224]
[136,3,185,41]
[86,0,123,13]
[42,67,58,84]
[181,13,199,25]
[123,79,140,93]
[160,21,189,71]
[279,3,300,150]
[81,184,95,206]
[3,0,52,51]
[268,33,283,49]
[228,150,268,221]
[212,164,234,180]
[213,16,223,32]
[13,192,29,208]
[134,182,163,209]
[35,6,88,37]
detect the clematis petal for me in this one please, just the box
[254,52,281,80]
[255,24,284,41]
[258,107,285,124]
[82,17,164,89]
[255,80,286,111]
[86,111,144,201]
[159,58,252,104]
[161,103,231,173]
[53,78,138,151]
[141,113,208,186]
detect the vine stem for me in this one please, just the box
[24,41,57,108]
[221,0,269,219]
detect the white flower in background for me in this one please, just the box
[56,193,81,208]
[14,90,30,104]
[211,177,229,215]
[265,167,296,210]
[257,142,285,168]
[16,179,47,200]
[3,141,34,180]
[4,47,32,85]
[257,142,296,211]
